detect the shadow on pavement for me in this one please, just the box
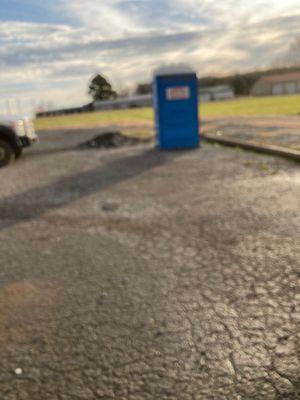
[0,147,176,231]
[22,147,74,159]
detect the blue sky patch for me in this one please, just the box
[0,0,71,24]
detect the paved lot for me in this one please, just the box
[0,129,299,399]
[203,117,300,151]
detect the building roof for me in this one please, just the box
[258,72,300,85]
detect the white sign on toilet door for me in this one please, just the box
[166,86,190,100]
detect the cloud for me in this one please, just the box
[0,0,300,114]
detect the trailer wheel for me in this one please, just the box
[0,139,15,167]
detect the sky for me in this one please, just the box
[0,0,300,114]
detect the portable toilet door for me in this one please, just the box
[153,65,200,150]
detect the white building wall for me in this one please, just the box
[272,83,284,96]
[285,82,297,94]
[272,81,300,96]
[199,86,234,102]
[199,93,211,103]
[213,91,234,100]
[94,95,153,111]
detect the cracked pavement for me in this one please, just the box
[0,129,299,399]
[203,117,300,151]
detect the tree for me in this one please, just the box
[135,83,152,95]
[88,74,117,101]
[118,88,131,98]
[272,37,300,68]
[288,37,300,66]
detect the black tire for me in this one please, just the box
[0,139,15,167]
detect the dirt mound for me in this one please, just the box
[78,131,150,150]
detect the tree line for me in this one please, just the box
[135,66,300,97]
[88,65,300,102]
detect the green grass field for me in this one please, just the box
[34,94,300,131]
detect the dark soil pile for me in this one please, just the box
[78,131,150,150]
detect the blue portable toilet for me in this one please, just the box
[153,65,200,150]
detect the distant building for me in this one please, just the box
[36,102,94,118]
[94,85,235,111]
[94,94,153,111]
[37,84,235,118]
[198,85,234,102]
[251,72,300,96]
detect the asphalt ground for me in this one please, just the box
[0,129,299,399]
[203,117,300,151]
